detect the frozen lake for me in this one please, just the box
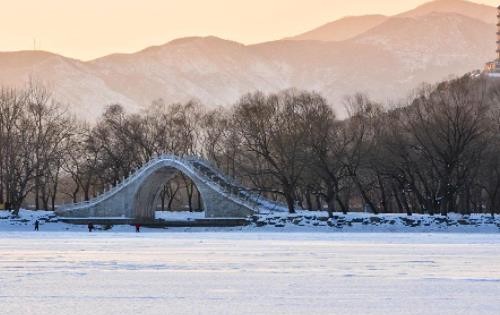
[1,232,499,315]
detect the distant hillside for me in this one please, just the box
[354,13,494,70]
[398,0,497,24]
[0,51,140,119]
[0,0,496,121]
[287,15,388,42]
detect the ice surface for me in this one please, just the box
[0,232,499,315]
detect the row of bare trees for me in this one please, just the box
[203,76,500,217]
[1,75,500,216]
[0,84,73,214]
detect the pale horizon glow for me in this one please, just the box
[0,0,498,60]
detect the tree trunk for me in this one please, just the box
[197,190,202,211]
[0,168,4,204]
[325,186,336,217]
[83,184,90,201]
[336,197,347,214]
[283,183,296,214]
[305,192,313,211]
[167,194,175,211]
[51,191,57,211]
[35,179,40,210]
[354,177,378,215]
[377,173,388,213]
[72,183,80,203]
[315,194,322,211]
[10,199,22,216]
[160,185,166,211]
[42,196,49,212]
[285,194,295,214]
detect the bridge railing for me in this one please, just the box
[60,154,170,210]
[183,155,291,213]
[60,154,290,213]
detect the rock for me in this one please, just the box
[401,218,417,226]
[370,217,382,223]
[251,216,260,222]
[434,217,448,224]
[292,218,302,225]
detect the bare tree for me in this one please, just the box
[402,78,491,216]
[232,90,326,213]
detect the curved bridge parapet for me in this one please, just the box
[56,155,289,220]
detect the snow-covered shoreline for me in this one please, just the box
[1,209,499,233]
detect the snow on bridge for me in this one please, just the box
[56,154,288,221]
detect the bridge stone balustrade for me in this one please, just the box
[56,155,288,221]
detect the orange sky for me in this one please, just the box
[0,0,497,60]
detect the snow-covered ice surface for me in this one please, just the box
[0,232,499,315]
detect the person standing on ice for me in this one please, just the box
[34,220,39,231]
[88,222,94,232]
[135,223,141,233]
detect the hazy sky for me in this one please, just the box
[0,0,497,60]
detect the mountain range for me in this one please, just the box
[0,0,497,120]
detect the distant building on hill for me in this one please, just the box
[484,6,500,76]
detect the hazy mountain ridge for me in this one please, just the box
[355,13,494,69]
[287,15,389,42]
[90,36,289,108]
[0,0,496,120]
[287,0,496,43]
[398,0,496,24]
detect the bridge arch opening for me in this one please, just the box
[132,165,206,221]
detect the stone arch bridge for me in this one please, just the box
[56,155,288,221]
